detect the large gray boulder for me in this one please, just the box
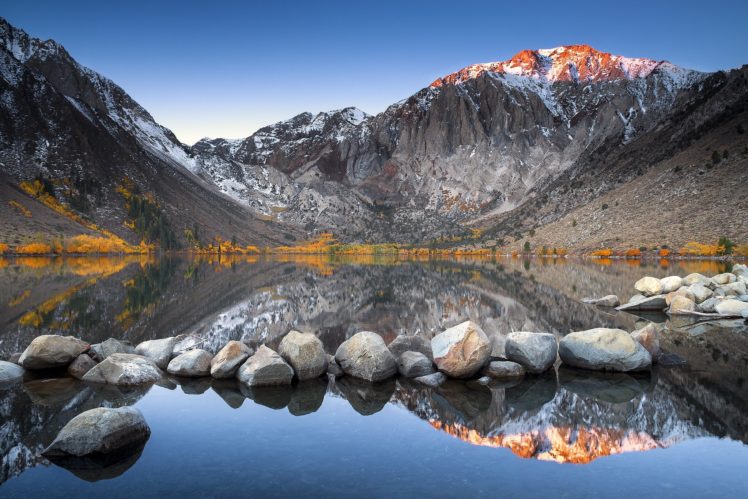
[237,345,293,387]
[616,295,667,311]
[559,328,652,372]
[668,295,696,315]
[0,360,24,384]
[90,338,135,361]
[43,407,150,458]
[134,337,176,369]
[83,353,162,386]
[682,273,711,287]
[505,332,557,374]
[210,341,252,379]
[67,354,97,380]
[19,335,89,369]
[687,283,713,304]
[634,276,662,296]
[721,281,747,296]
[414,372,447,388]
[715,299,748,316]
[659,276,683,293]
[733,263,748,280]
[335,331,397,382]
[397,351,435,378]
[698,297,721,313]
[387,334,433,361]
[481,360,525,379]
[712,273,737,286]
[431,321,490,378]
[278,330,327,380]
[167,349,212,377]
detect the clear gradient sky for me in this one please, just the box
[3,0,747,144]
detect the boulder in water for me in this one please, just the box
[559,328,652,372]
[431,321,490,378]
[634,276,663,296]
[396,351,435,378]
[167,349,212,377]
[19,335,89,369]
[335,332,397,382]
[278,330,328,380]
[83,353,162,386]
[505,332,557,374]
[210,341,252,379]
[237,345,293,387]
[134,337,176,369]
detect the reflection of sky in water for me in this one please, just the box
[3,384,748,498]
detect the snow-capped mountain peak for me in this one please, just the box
[430,44,694,87]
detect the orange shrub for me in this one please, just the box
[733,244,748,257]
[16,242,53,254]
[589,248,613,257]
[0,243,8,254]
[678,242,720,256]
[624,248,641,258]
[659,248,671,257]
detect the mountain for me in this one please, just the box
[0,18,301,249]
[190,45,748,248]
[1,16,746,250]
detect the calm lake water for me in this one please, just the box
[1,255,747,497]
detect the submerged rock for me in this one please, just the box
[634,276,662,297]
[414,372,447,388]
[581,295,620,307]
[397,351,435,378]
[167,349,212,377]
[616,295,667,311]
[559,328,651,372]
[237,345,293,387]
[387,334,433,361]
[431,321,490,378]
[68,354,98,380]
[19,335,89,369]
[335,331,397,382]
[210,341,252,379]
[134,337,176,369]
[335,376,395,416]
[505,332,557,374]
[278,330,328,380]
[481,360,525,379]
[83,353,162,386]
[43,407,150,458]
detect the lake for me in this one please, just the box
[1,255,747,497]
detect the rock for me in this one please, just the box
[210,341,252,379]
[431,321,491,378]
[481,360,525,379]
[134,337,176,369]
[43,407,150,458]
[687,283,713,304]
[326,354,343,378]
[237,345,293,387]
[172,334,204,357]
[581,295,620,307]
[396,351,435,378]
[167,349,212,377]
[414,372,447,387]
[668,295,696,315]
[733,263,748,280]
[475,376,492,386]
[90,338,134,361]
[67,354,97,380]
[83,353,162,386]
[335,331,397,382]
[712,273,736,285]
[628,294,647,304]
[387,334,433,361]
[504,332,557,374]
[658,352,687,367]
[8,352,22,364]
[698,297,721,313]
[742,309,748,319]
[278,330,328,380]
[714,299,748,316]
[288,378,327,416]
[615,295,667,311]
[0,360,25,384]
[683,273,711,287]
[630,324,660,361]
[659,276,683,293]
[665,287,695,306]
[634,276,663,296]
[559,328,652,372]
[721,281,747,296]
[559,367,648,404]
[738,295,748,303]
[19,335,89,369]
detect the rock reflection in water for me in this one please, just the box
[44,440,149,482]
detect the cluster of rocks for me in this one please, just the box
[612,264,748,319]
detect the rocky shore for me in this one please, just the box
[581,263,748,319]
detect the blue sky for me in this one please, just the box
[3,0,747,144]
